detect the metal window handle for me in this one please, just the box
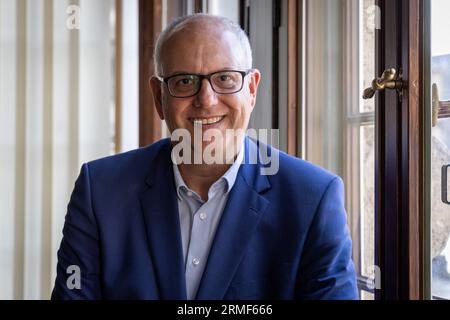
[362,68,406,100]
[443,165,450,205]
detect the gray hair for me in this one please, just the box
[153,13,252,77]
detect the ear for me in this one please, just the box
[248,69,261,108]
[149,76,165,120]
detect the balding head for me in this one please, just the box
[154,14,252,77]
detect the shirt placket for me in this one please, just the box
[185,198,214,299]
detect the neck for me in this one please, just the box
[178,163,230,201]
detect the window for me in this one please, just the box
[429,0,450,300]
[304,0,377,299]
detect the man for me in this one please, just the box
[52,14,358,300]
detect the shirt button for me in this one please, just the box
[186,191,193,197]
[192,258,200,266]
[199,212,207,220]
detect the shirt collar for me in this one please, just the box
[172,162,189,200]
[172,139,245,200]
[220,139,244,192]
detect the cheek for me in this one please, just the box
[236,93,254,116]
[162,96,191,128]
[227,100,253,128]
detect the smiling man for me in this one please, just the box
[150,14,260,201]
[52,14,358,300]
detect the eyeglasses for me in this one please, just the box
[156,70,251,98]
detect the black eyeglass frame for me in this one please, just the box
[156,69,252,98]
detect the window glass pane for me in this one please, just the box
[360,0,376,113]
[360,124,375,279]
[357,0,376,299]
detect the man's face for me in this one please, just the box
[150,21,260,161]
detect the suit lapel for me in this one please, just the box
[195,138,271,299]
[139,141,187,299]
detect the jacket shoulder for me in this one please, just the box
[85,138,170,181]
[274,147,340,188]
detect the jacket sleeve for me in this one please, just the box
[51,163,102,299]
[295,176,359,300]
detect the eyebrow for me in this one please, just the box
[166,68,238,77]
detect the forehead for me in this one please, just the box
[160,21,245,75]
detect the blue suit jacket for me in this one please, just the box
[52,137,358,299]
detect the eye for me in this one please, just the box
[176,76,195,86]
[213,72,240,90]
[219,75,232,82]
[169,75,198,94]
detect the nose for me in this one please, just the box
[194,79,218,108]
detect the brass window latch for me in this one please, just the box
[362,68,406,100]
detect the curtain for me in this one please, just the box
[0,0,120,299]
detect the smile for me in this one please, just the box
[190,116,225,125]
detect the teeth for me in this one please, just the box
[192,116,223,125]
